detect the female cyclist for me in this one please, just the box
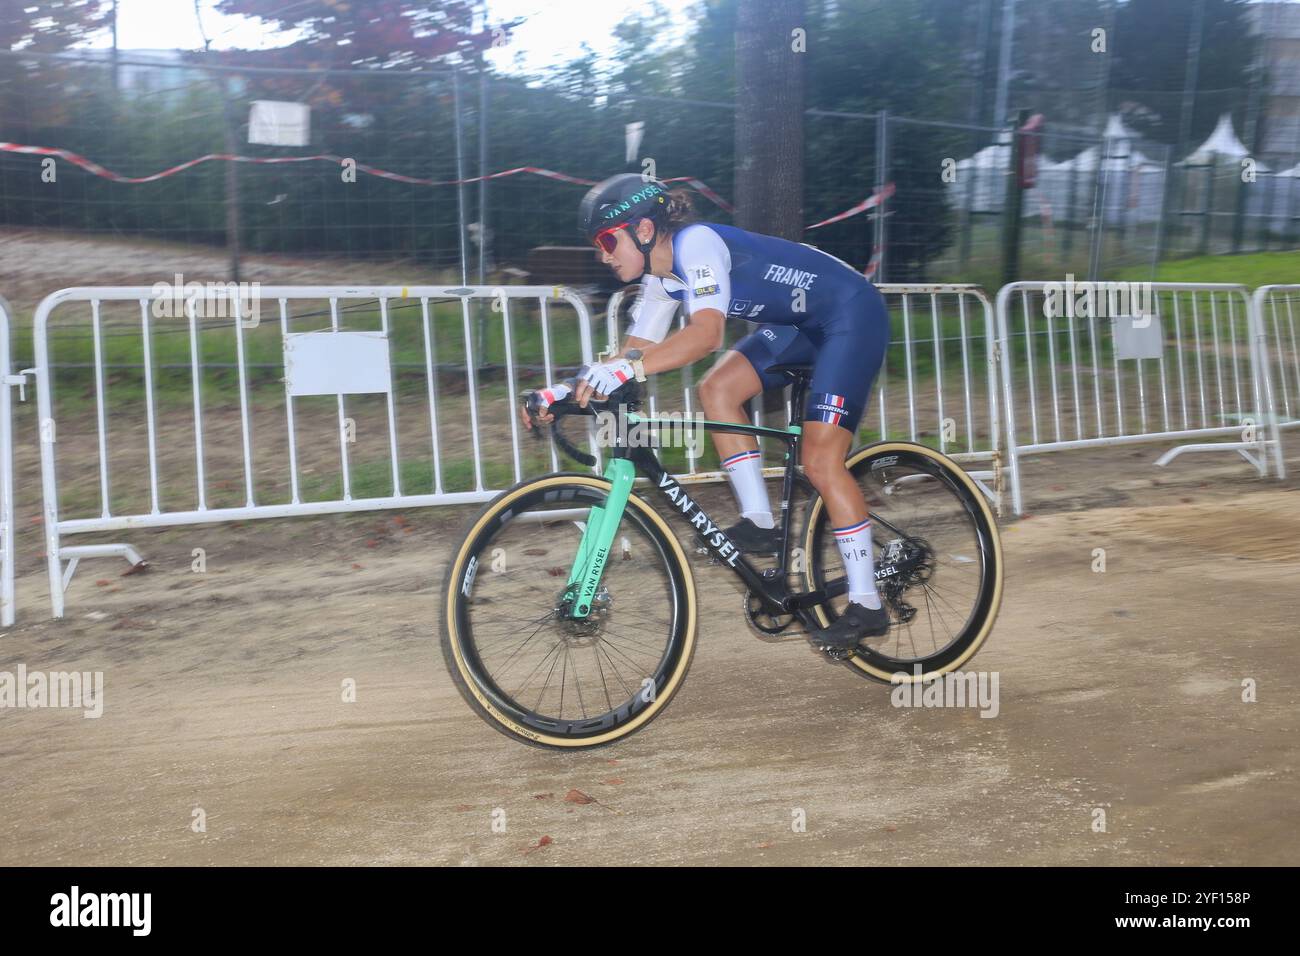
[522,174,892,649]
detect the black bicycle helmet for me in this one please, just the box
[578,174,670,274]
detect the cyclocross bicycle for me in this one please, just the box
[441,365,1003,748]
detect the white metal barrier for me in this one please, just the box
[606,283,1003,504]
[1252,285,1300,441]
[1,296,24,627]
[28,277,1294,619]
[33,285,596,618]
[996,281,1286,515]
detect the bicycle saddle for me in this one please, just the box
[765,363,814,382]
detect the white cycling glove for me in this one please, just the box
[578,358,637,397]
[530,381,573,412]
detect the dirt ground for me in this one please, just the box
[0,227,460,316]
[2,228,1297,865]
[1,402,1297,866]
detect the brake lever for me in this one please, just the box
[528,378,641,469]
[549,403,597,467]
[519,390,546,441]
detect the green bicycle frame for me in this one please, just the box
[564,457,636,618]
[563,413,800,619]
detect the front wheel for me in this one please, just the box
[441,472,697,748]
[803,441,1004,683]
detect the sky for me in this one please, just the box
[75,0,697,75]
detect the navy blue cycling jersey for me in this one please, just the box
[627,222,874,339]
[626,222,891,434]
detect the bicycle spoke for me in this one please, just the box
[596,633,655,677]
[532,641,567,713]
[571,647,589,720]
[494,616,560,678]
[510,638,564,701]
[591,642,615,713]
[594,639,636,700]
[595,623,672,656]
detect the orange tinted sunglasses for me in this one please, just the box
[592,222,632,254]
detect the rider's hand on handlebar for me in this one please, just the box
[575,358,635,407]
[521,382,571,430]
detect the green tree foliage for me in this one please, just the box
[1109,0,1258,149]
[802,0,968,277]
[212,0,497,68]
[0,0,107,51]
[0,0,1268,278]
[1,0,110,131]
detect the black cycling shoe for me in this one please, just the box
[809,601,891,650]
[724,518,782,554]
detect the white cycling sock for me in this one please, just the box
[833,517,883,610]
[721,449,774,528]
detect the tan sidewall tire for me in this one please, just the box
[802,442,1004,683]
[443,474,697,748]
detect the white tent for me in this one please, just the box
[949,131,1012,213]
[1041,143,1161,174]
[945,114,1168,222]
[1101,113,1139,142]
[1247,161,1300,232]
[1032,115,1167,223]
[1175,113,1300,231]
[1180,113,1257,166]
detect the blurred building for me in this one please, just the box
[77,48,210,102]
[1251,1,1300,158]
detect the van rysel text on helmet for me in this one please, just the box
[602,184,666,220]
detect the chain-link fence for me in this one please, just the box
[2,52,1298,303]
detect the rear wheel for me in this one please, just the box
[803,441,1003,682]
[441,472,697,748]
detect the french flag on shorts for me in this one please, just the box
[813,393,847,426]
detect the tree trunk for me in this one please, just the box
[734,0,805,239]
[735,0,805,420]
[223,79,242,284]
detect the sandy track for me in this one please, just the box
[2,427,1298,865]
[0,227,452,317]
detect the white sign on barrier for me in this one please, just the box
[284,330,392,396]
[31,285,598,619]
[997,281,1286,515]
[1112,315,1164,360]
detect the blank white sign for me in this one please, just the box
[1111,315,1164,361]
[249,100,311,146]
[284,331,391,396]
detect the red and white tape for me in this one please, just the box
[0,142,598,187]
[805,181,895,230]
[2,141,896,266]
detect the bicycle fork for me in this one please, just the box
[562,457,636,619]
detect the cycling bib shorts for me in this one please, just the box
[626,222,890,433]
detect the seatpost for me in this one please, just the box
[788,375,809,429]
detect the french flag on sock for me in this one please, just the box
[722,450,761,467]
[832,518,871,538]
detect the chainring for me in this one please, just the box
[743,591,795,637]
